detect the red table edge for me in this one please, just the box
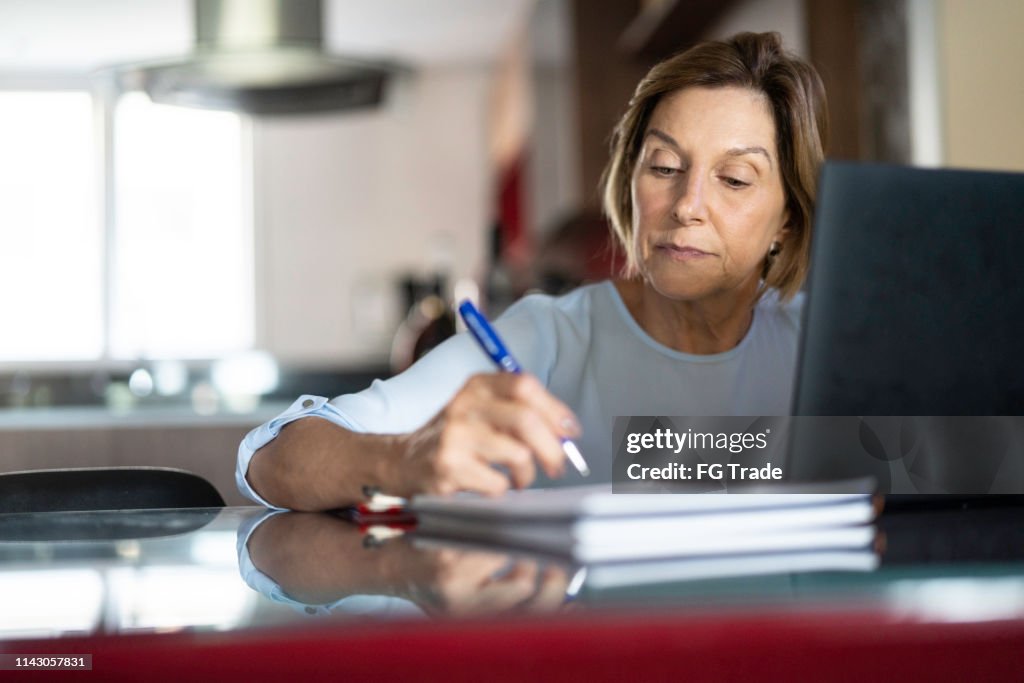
[4,606,1024,682]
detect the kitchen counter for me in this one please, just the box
[0,403,287,430]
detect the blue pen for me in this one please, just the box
[457,299,590,477]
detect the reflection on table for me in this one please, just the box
[240,510,571,619]
[1,500,1023,641]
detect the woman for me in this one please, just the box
[237,32,828,511]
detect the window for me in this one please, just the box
[112,93,252,359]
[0,89,252,363]
[0,91,102,361]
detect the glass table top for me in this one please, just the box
[1,501,1023,641]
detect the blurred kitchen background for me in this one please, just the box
[1,0,1021,504]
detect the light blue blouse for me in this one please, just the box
[237,281,803,507]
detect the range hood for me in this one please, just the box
[115,0,395,115]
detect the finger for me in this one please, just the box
[478,400,566,478]
[420,418,510,496]
[443,552,513,586]
[470,579,537,615]
[420,551,509,614]
[452,459,511,498]
[523,565,570,612]
[477,562,540,612]
[489,374,581,439]
[498,560,539,588]
[473,429,537,489]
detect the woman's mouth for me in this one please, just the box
[656,244,713,261]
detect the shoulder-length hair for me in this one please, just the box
[601,31,829,301]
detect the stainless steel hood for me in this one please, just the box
[114,0,396,115]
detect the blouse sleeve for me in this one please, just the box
[235,294,561,506]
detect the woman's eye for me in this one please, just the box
[651,166,680,177]
[722,176,750,188]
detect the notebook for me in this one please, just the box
[411,483,876,564]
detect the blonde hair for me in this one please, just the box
[601,32,828,301]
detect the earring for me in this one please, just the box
[763,241,781,280]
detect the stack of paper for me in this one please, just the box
[411,483,877,565]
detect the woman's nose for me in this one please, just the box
[671,173,707,224]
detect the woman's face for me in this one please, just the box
[630,86,790,304]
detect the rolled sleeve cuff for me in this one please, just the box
[236,509,424,618]
[235,394,361,508]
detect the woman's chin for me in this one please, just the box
[645,273,718,302]
[643,268,756,305]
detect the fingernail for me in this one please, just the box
[561,416,581,436]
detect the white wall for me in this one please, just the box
[937,0,1024,172]
[252,67,493,365]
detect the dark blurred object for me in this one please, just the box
[485,221,523,315]
[0,366,392,409]
[807,0,912,162]
[879,501,1024,565]
[617,0,741,61]
[113,0,397,116]
[533,211,624,295]
[390,274,457,374]
[0,467,225,514]
[266,365,391,402]
[2,370,104,408]
[0,508,222,542]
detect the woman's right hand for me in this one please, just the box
[389,372,581,497]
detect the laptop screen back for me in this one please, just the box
[787,162,1024,492]
[793,161,1024,416]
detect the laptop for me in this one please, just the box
[785,161,1024,496]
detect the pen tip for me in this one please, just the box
[561,440,591,477]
